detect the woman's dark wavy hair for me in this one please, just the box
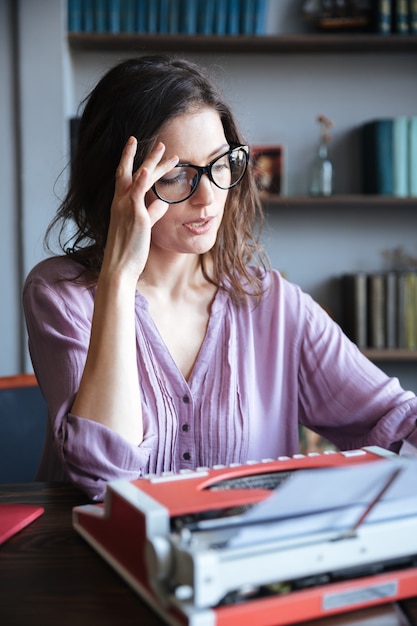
[47,55,269,303]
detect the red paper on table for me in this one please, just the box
[0,504,44,544]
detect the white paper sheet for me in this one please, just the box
[220,457,417,548]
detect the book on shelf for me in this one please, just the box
[94,0,107,32]
[362,119,393,195]
[227,0,240,35]
[240,0,268,35]
[406,273,417,349]
[180,0,198,34]
[341,272,368,349]
[146,0,157,33]
[397,271,417,350]
[81,0,94,32]
[341,270,417,351]
[158,0,169,34]
[372,0,417,33]
[385,270,398,349]
[240,0,254,34]
[397,271,407,348]
[213,0,227,35]
[120,0,135,32]
[107,0,121,33]
[393,0,410,33]
[253,0,268,34]
[393,116,409,198]
[362,117,416,197]
[367,273,387,349]
[197,0,215,34]
[68,0,82,31]
[404,272,416,350]
[67,0,267,35]
[409,116,417,197]
[303,0,374,32]
[410,0,417,33]
[374,0,393,33]
[167,0,179,34]
[135,0,147,32]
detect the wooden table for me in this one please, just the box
[1,483,416,626]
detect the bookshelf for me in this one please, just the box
[68,32,417,209]
[67,33,417,212]
[2,0,414,384]
[263,195,417,209]
[68,32,417,54]
[67,31,417,366]
[363,349,417,362]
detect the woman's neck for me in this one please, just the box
[137,252,211,300]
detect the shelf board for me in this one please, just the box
[262,194,417,208]
[68,33,417,54]
[363,349,417,362]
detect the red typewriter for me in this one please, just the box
[73,446,417,625]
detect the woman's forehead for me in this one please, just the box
[157,108,226,161]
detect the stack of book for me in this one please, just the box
[373,0,417,34]
[302,0,417,34]
[68,0,268,35]
[341,270,417,350]
[362,117,417,197]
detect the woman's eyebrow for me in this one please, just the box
[177,144,230,165]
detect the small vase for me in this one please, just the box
[309,142,333,197]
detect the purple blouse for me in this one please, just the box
[23,256,417,500]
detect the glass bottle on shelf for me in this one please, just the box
[310,141,333,196]
[309,114,334,197]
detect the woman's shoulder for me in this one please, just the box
[23,256,95,310]
[23,255,96,321]
[218,266,305,318]
[246,266,301,299]
[24,255,87,289]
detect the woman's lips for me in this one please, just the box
[183,217,213,235]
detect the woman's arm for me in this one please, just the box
[71,138,178,445]
[23,269,156,501]
[71,270,143,444]
[296,292,417,451]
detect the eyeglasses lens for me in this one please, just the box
[154,146,248,203]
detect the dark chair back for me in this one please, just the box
[0,374,47,482]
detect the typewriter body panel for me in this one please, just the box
[73,447,417,626]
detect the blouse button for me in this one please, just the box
[182,395,190,404]
[182,424,190,432]
[183,452,191,461]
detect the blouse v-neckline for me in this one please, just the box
[134,288,227,389]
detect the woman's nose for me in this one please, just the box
[190,173,214,206]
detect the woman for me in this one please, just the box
[23,56,417,501]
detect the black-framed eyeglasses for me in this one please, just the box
[152,145,249,204]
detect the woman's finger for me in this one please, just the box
[114,136,138,193]
[135,141,166,175]
[131,150,179,200]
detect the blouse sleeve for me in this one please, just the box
[22,263,155,501]
[296,291,417,452]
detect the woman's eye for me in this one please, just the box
[213,158,229,172]
[159,177,179,187]
[159,170,188,186]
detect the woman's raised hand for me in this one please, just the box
[71,138,178,444]
[102,137,178,285]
